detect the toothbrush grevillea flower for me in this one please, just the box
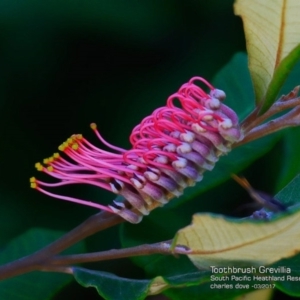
[30,77,243,223]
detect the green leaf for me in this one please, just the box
[263,176,300,296]
[73,268,150,300]
[73,267,253,300]
[213,52,254,119]
[73,266,274,300]
[234,0,300,113]
[0,228,86,300]
[263,45,300,113]
[269,254,300,297]
[275,174,300,206]
[274,59,300,191]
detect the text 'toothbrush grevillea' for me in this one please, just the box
[30,77,243,223]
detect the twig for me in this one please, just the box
[235,105,300,147]
[243,97,300,133]
[43,241,191,266]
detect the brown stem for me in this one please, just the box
[44,241,190,266]
[243,96,300,133]
[241,106,260,130]
[0,212,124,281]
[235,105,300,147]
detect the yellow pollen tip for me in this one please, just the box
[67,138,74,144]
[53,152,60,158]
[30,177,36,183]
[48,156,54,163]
[47,166,54,172]
[30,182,38,189]
[72,143,79,150]
[43,158,49,164]
[58,144,65,151]
[76,134,83,140]
[90,123,97,130]
[35,163,44,171]
[59,142,69,151]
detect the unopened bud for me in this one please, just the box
[210,88,226,100]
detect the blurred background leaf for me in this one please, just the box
[0,228,85,300]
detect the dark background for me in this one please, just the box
[0,1,296,299]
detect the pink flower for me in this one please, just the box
[30,77,243,223]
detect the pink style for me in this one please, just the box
[30,77,243,223]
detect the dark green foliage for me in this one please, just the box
[0,229,85,300]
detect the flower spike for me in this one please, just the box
[31,77,243,223]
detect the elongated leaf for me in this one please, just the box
[0,228,85,300]
[73,267,255,300]
[277,143,300,194]
[276,173,300,202]
[270,175,300,296]
[74,266,276,300]
[174,208,300,268]
[234,0,300,112]
[73,268,150,300]
[274,60,300,191]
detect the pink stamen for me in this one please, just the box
[90,123,126,153]
[31,76,241,223]
[35,185,114,213]
[189,76,215,90]
[36,177,112,191]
